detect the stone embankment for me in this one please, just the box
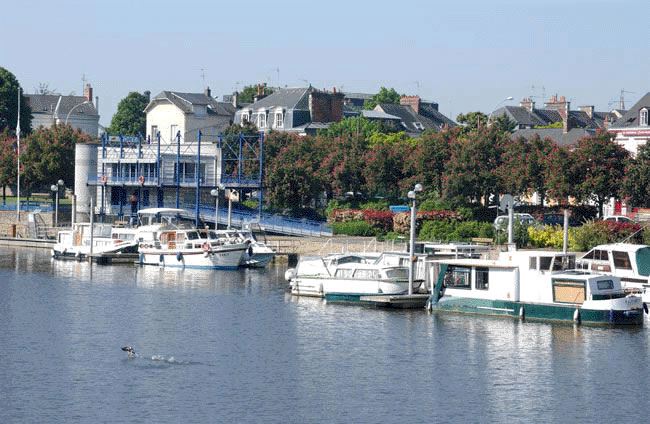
[266,235,409,259]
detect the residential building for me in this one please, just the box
[372,95,456,136]
[608,92,650,156]
[26,83,99,137]
[144,88,236,144]
[233,86,345,135]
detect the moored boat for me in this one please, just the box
[52,223,139,260]
[427,249,644,325]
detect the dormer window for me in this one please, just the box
[258,112,267,129]
[241,111,250,124]
[640,108,648,126]
[274,111,283,128]
[413,122,424,130]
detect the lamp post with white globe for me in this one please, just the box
[407,183,423,295]
[51,179,64,228]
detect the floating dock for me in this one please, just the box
[358,294,430,309]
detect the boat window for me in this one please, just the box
[529,257,537,270]
[552,256,575,271]
[186,232,200,240]
[475,267,489,290]
[334,268,354,278]
[444,266,471,289]
[612,251,632,270]
[552,279,585,304]
[596,280,614,290]
[636,247,650,276]
[385,268,408,279]
[353,269,379,280]
[539,257,553,271]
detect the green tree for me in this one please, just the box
[545,144,574,203]
[572,132,630,216]
[0,129,16,203]
[455,111,488,133]
[21,125,91,193]
[108,92,149,136]
[318,135,367,199]
[622,143,650,207]
[409,129,454,195]
[363,87,401,110]
[323,116,396,138]
[363,140,412,199]
[0,67,32,134]
[238,84,275,104]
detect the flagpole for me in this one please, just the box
[16,88,21,223]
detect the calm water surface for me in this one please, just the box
[1,247,649,423]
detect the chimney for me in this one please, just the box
[579,105,594,119]
[520,97,535,112]
[253,83,268,103]
[204,86,212,98]
[232,91,239,108]
[83,83,93,102]
[95,96,99,115]
[308,89,344,123]
[144,90,151,102]
[400,95,421,114]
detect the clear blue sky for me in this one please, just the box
[2,0,648,126]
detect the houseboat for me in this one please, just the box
[427,250,644,325]
[576,243,650,306]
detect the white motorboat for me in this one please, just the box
[286,254,376,297]
[576,243,650,306]
[217,229,275,268]
[52,223,139,260]
[427,249,644,325]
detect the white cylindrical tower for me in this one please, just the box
[74,141,98,216]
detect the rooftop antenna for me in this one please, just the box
[81,73,87,92]
[275,67,280,88]
[200,68,206,89]
[619,89,635,110]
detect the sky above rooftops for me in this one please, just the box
[2,0,648,126]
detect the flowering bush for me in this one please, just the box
[362,210,393,232]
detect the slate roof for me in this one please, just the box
[26,94,98,117]
[609,92,650,129]
[361,110,401,120]
[512,128,596,147]
[376,103,456,134]
[242,87,311,111]
[493,105,608,130]
[493,106,543,127]
[145,91,235,116]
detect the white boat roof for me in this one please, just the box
[430,258,517,269]
[582,243,650,253]
[335,262,404,270]
[138,208,187,216]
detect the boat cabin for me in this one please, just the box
[577,243,650,284]
[332,263,409,281]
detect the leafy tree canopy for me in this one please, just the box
[238,84,275,104]
[0,67,32,134]
[622,142,650,207]
[456,111,488,133]
[323,116,396,139]
[363,87,401,110]
[108,92,149,136]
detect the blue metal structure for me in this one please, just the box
[93,131,331,236]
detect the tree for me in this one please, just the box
[545,145,574,204]
[238,84,275,104]
[362,141,412,199]
[572,132,630,216]
[363,87,401,110]
[21,125,91,193]
[622,143,650,207]
[0,129,16,203]
[323,116,397,138]
[108,92,149,136]
[0,67,32,134]
[409,129,454,195]
[455,111,488,133]
[318,135,367,199]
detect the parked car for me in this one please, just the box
[603,215,634,223]
[493,213,536,230]
[542,213,580,227]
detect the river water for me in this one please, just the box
[0,247,649,423]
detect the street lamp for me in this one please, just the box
[407,183,423,295]
[210,184,225,229]
[51,179,64,227]
[65,100,91,125]
[487,96,514,126]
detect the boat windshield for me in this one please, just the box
[186,231,200,240]
[385,268,408,280]
[635,247,650,276]
[552,255,575,271]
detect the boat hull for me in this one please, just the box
[139,245,246,270]
[432,297,644,326]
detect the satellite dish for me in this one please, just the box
[500,194,514,213]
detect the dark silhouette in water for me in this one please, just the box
[121,346,136,358]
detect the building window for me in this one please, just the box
[640,108,648,126]
[475,267,489,290]
[258,112,266,129]
[274,112,283,128]
[170,124,178,142]
[151,125,158,140]
[241,112,249,124]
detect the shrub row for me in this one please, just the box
[330,208,462,235]
[528,220,645,251]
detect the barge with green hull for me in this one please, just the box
[428,250,644,326]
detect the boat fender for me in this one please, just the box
[644,303,648,314]
[519,305,525,321]
[139,253,144,265]
[248,246,254,257]
[425,299,432,312]
[318,282,324,295]
[573,308,581,324]
[75,251,82,261]
[176,252,183,262]
[284,269,296,282]
[159,254,164,266]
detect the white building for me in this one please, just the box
[26,84,99,137]
[609,92,650,157]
